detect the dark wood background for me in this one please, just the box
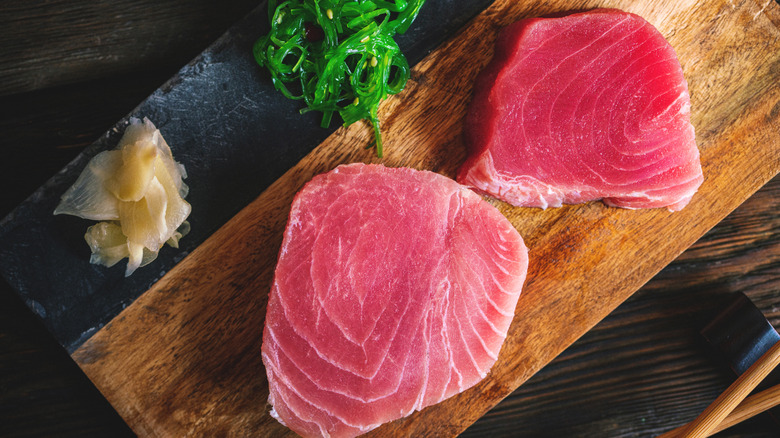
[1,1,778,437]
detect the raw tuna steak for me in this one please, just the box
[458,9,703,211]
[262,163,528,437]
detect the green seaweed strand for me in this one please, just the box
[253,0,425,157]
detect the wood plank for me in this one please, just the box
[0,0,493,354]
[0,71,180,218]
[465,175,780,437]
[71,0,780,436]
[0,0,258,97]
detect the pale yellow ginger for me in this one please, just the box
[55,118,191,276]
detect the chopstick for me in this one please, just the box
[658,340,780,438]
[658,382,780,437]
[712,383,780,433]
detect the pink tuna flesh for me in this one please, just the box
[263,163,529,437]
[458,8,703,211]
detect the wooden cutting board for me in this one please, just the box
[64,0,779,436]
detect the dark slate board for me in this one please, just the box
[0,1,494,353]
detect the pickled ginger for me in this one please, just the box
[55,117,191,276]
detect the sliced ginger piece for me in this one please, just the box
[55,117,190,276]
[85,222,129,268]
[107,140,159,202]
[54,151,123,220]
[119,176,169,251]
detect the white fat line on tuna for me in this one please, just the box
[314,307,323,330]
[310,283,414,381]
[273,362,366,435]
[448,190,464,224]
[336,235,344,267]
[511,17,623,155]
[440,290,464,393]
[607,145,698,188]
[263,347,301,395]
[492,232,513,252]
[599,154,672,182]
[452,302,490,375]
[399,318,433,414]
[350,220,396,309]
[545,20,644,132]
[602,170,675,191]
[267,316,363,379]
[565,28,649,122]
[471,215,516,274]
[499,223,525,250]
[460,250,518,314]
[458,257,515,329]
[458,286,501,361]
[612,52,677,135]
[311,303,363,348]
[270,325,406,406]
[265,349,344,432]
[665,172,705,190]
[304,240,350,334]
[482,293,514,332]
[486,247,514,276]
[413,306,435,411]
[613,136,677,162]
[371,353,413,402]
[586,44,668,164]
[575,25,652,104]
[618,191,665,201]
[635,173,703,200]
[582,34,657,115]
[356,295,415,380]
[636,76,688,123]
[276,383,332,430]
[469,222,518,282]
[478,156,563,209]
[309,278,367,348]
[524,16,634,138]
[338,320,435,412]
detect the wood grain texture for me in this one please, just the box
[676,341,780,437]
[4,2,778,438]
[66,0,780,436]
[709,384,780,435]
[465,177,780,437]
[0,0,258,97]
[0,3,262,436]
[0,71,178,218]
[0,281,134,438]
[661,383,780,437]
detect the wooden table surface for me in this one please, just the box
[1,1,778,437]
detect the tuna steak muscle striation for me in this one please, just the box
[458,9,703,211]
[262,164,529,437]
